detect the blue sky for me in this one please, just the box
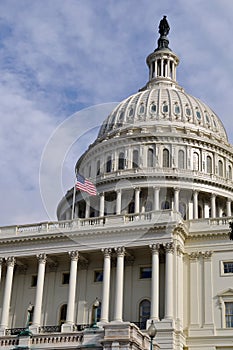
[0,0,233,225]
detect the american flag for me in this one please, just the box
[76,173,97,196]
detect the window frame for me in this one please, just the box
[220,261,233,276]
[218,289,233,328]
[139,266,152,279]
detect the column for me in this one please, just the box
[62,251,79,332]
[100,248,112,323]
[155,61,157,78]
[164,243,174,319]
[85,198,90,218]
[177,246,183,327]
[135,188,140,213]
[161,59,164,77]
[227,199,231,216]
[31,254,47,332]
[174,188,180,212]
[203,251,214,327]
[211,194,216,218]
[0,258,3,284]
[99,192,105,217]
[0,257,15,334]
[153,187,160,211]
[189,252,200,326]
[116,190,122,215]
[113,247,125,322]
[150,244,160,320]
[193,190,198,219]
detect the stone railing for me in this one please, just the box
[188,216,231,234]
[0,210,183,238]
[96,167,233,187]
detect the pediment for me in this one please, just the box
[217,288,233,297]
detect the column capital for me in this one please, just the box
[134,187,140,192]
[115,247,125,257]
[68,251,79,261]
[189,251,200,260]
[176,245,184,256]
[164,242,174,254]
[116,189,121,194]
[173,187,180,192]
[5,257,15,267]
[100,192,105,197]
[211,193,216,198]
[201,251,213,260]
[37,253,47,264]
[149,243,160,253]
[101,248,112,257]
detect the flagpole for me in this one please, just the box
[71,178,76,220]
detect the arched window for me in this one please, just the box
[59,304,67,325]
[145,201,152,212]
[193,152,199,171]
[229,165,232,180]
[207,156,212,173]
[139,299,151,329]
[161,200,170,209]
[106,156,112,173]
[147,149,154,167]
[139,104,145,114]
[128,201,135,214]
[133,150,139,169]
[96,160,100,176]
[179,202,186,220]
[178,150,185,169]
[118,152,125,170]
[219,160,223,177]
[163,149,170,168]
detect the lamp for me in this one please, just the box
[92,297,100,328]
[147,320,157,350]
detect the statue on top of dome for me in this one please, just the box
[159,16,170,37]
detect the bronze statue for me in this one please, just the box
[229,222,233,240]
[159,15,170,37]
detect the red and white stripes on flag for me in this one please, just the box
[76,173,97,196]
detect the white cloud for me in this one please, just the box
[0,0,232,225]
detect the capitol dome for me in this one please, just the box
[57,16,233,223]
[98,85,227,142]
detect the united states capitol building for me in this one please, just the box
[0,16,233,350]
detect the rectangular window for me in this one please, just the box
[225,302,233,328]
[224,262,233,274]
[94,270,103,282]
[31,275,37,287]
[62,273,70,285]
[140,267,152,279]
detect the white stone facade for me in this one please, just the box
[0,17,233,350]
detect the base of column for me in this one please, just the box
[61,323,75,333]
[0,327,6,336]
[29,324,40,334]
